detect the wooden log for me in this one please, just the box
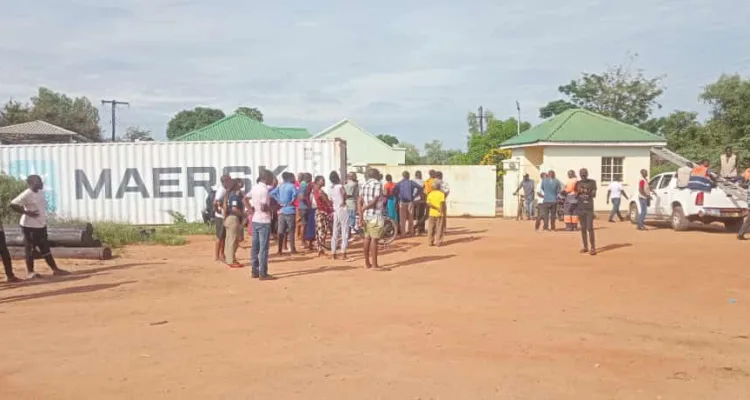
[2,228,97,247]
[8,246,112,261]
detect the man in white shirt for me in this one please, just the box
[10,175,70,279]
[212,174,232,262]
[248,170,275,280]
[720,146,738,179]
[606,179,629,222]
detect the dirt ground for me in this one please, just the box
[1,217,749,399]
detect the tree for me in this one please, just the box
[539,59,665,125]
[1,87,102,141]
[234,106,263,122]
[700,74,750,147]
[0,100,31,126]
[167,107,225,139]
[539,100,577,119]
[422,140,462,165]
[122,126,153,142]
[400,142,422,165]
[376,134,400,147]
[461,117,531,164]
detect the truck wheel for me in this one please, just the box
[629,202,638,224]
[724,219,743,233]
[671,206,689,231]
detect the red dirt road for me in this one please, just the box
[1,218,749,399]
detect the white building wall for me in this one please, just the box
[378,165,497,217]
[317,122,405,166]
[542,146,651,211]
[0,139,347,224]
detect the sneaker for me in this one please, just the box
[53,269,72,276]
[27,272,43,280]
[259,275,277,281]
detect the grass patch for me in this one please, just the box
[91,221,213,248]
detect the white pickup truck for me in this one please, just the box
[628,171,748,231]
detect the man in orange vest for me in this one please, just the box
[562,170,579,231]
[687,159,713,192]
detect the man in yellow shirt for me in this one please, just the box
[426,180,446,246]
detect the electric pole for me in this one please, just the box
[477,106,491,134]
[101,99,129,141]
[516,101,521,136]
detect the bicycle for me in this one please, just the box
[320,213,398,250]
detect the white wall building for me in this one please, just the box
[500,109,667,217]
[314,119,406,166]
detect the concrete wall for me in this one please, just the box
[378,165,497,217]
[317,122,405,166]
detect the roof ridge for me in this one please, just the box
[542,109,579,140]
[576,109,665,139]
[172,113,295,141]
[172,114,238,141]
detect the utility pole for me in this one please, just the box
[101,99,129,141]
[516,101,521,136]
[478,106,484,134]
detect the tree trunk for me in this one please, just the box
[8,246,112,261]
[2,228,97,247]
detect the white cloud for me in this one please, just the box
[0,0,748,148]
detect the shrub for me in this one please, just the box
[0,174,28,224]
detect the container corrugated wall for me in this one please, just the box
[0,139,346,224]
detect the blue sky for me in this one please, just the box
[1,0,748,149]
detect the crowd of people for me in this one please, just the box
[212,168,452,280]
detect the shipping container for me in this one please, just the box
[0,139,347,224]
[377,165,497,217]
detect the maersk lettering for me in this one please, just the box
[75,165,287,200]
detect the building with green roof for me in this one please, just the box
[172,114,310,142]
[499,109,666,217]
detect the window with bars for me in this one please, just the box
[601,157,624,183]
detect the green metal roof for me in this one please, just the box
[500,109,666,148]
[172,114,294,141]
[270,127,312,139]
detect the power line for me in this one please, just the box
[101,99,129,141]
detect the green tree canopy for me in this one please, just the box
[167,107,226,139]
[234,106,263,122]
[1,87,102,141]
[539,60,665,126]
[376,134,400,147]
[122,126,153,142]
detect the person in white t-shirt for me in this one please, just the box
[534,172,547,231]
[606,179,629,222]
[10,175,70,280]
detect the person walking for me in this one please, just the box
[636,169,651,231]
[249,170,275,280]
[223,179,244,268]
[329,171,350,260]
[396,171,418,236]
[513,174,535,220]
[412,170,426,235]
[344,172,360,237]
[562,170,579,231]
[311,175,333,257]
[10,175,70,279]
[574,168,597,255]
[270,172,298,255]
[359,168,384,269]
[539,171,561,231]
[606,178,629,222]
[426,180,446,246]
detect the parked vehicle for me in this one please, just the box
[628,172,748,231]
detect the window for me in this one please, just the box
[601,157,624,183]
[649,176,661,190]
[658,174,673,189]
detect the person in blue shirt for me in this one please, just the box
[270,172,299,254]
[539,170,561,231]
[396,171,419,236]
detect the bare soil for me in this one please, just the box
[1,218,749,399]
